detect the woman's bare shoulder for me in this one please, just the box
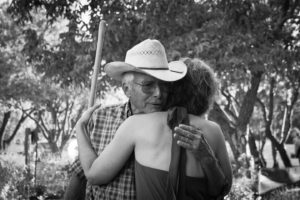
[189,115,222,136]
[189,115,225,152]
[128,111,166,119]
[125,112,167,126]
[189,114,219,127]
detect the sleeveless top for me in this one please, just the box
[134,107,212,200]
[135,160,209,200]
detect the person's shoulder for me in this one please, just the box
[189,114,217,125]
[203,120,225,144]
[128,112,166,122]
[100,103,127,110]
[93,103,127,114]
[122,112,166,137]
[205,119,222,131]
[117,112,162,132]
[124,112,166,131]
[189,115,222,135]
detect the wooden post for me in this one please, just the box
[24,128,30,165]
[89,20,107,107]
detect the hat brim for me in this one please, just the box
[104,61,187,82]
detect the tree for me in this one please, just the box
[0,2,89,151]
[6,0,300,167]
[22,83,88,153]
[194,1,300,167]
[257,50,300,167]
[0,2,36,149]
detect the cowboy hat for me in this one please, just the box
[104,39,187,82]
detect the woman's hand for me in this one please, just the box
[76,104,101,128]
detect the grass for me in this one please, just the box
[0,139,300,199]
[0,152,69,200]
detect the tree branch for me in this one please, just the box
[267,77,275,125]
[4,109,34,144]
[22,109,49,140]
[256,97,267,123]
[221,88,238,122]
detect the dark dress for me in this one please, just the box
[135,160,209,200]
[134,107,214,200]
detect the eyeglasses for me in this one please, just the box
[133,80,171,94]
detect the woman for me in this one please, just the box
[76,58,232,199]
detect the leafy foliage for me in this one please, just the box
[0,156,67,200]
[3,0,300,169]
[0,160,33,199]
[0,3,91,152]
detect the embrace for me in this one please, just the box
[65,39,233,200]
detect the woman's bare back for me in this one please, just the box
[132,112,172,171]
[127,112,222,178]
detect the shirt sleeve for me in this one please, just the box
[87,113,95,137]
[68,157,86,180]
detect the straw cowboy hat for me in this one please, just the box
[104,39,187,82]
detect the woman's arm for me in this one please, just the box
[76,107,136,185]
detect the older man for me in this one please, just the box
[65,39,187,200]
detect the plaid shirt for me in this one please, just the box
[69,102,135,200]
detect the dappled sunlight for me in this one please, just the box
[66,138,78,164]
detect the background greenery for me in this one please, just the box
[1,0,300,199]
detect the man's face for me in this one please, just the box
[126,73,170,114]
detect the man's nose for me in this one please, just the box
[152,84,162,98]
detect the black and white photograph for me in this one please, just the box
[0,0,300,199]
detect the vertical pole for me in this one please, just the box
[89,20,107,107]
[24,128,30,165]
[35,142,38,187]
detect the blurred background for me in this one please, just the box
[0,0,300,199]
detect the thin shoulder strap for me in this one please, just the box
[166,107,189,200]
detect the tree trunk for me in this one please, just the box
[0,111,11,150]
[259,137,267,167]
[236,71,263,154]
[275,142,292,167]
[209,103,239,161]
[60,133,71,152]
[49,140,59,153]
[3,112,28,148]
[271,142,278,168]
[248,131,265,168]
[280,85,299,144]
[266,129,292,167]
[280,103,297,144]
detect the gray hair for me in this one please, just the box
[121,72,135,93]
[122,72,134,84]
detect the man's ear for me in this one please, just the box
[122,82,131,98]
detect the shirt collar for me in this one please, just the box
[125,101,133,117]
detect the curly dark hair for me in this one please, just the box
[165,57,218,116]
